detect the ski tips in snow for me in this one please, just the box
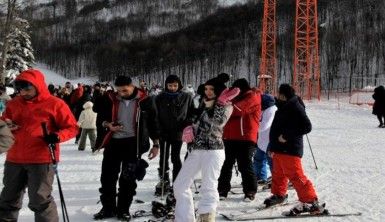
[221,211,362,221]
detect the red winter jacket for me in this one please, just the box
[1,69,78,164]
[223,88,262,143]
[70,84,83,106]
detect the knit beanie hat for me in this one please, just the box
[165,75,183,91]
[279,84,295,99]
[205,77,227,97]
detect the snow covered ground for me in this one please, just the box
[0,98,383,221]
[36,64,98,87]
[0,69,384,221]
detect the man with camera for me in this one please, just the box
[0,69,78,222]
[93,76,160,221]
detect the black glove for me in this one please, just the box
[44,133,60,144]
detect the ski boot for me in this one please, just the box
[93,208,116,220]
[166,192,176,207]
[155,170,170,196]
[155,179,170,196]
[197,211,216,222]
[283,200,327,216]
[117,212,131,221]
[263,194,288,207]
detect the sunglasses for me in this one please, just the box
[14,81,34,91]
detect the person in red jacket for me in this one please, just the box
[0,69,78,222]
[218,78,262,201]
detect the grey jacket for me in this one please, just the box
[190,104,233,151]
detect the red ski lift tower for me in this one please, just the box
[259,0,321,100]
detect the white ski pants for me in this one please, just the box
[174,149,225,222]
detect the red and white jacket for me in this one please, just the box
[223,88,262,143]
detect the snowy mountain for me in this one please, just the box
[14,0,385,91]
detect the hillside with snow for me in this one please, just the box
[0,67,383,222]
[36,63,98,86]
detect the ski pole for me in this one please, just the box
[160,141,167,200]
[306,134,318,170]
[193,179,199,194]
[42,122,70,222]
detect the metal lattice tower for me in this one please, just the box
[259,0,320,99]
[258,0,277,94]
[293,0,321,99]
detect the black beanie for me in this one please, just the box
[232,78,251,94]
[197,84,205,96]
[165,75,183,91]
[205,77,227,97]
[279,84,296,99]
[217,73,230,84]
[114,75,132,86]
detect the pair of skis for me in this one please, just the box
[220,202,361,221]
[221,212,362,221]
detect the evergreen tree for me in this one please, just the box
[4,17,35,80]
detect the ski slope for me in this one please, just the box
[36,63,98,87]
[0,70,384,221]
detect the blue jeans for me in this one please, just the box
[253,147,273,181]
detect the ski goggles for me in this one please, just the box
[14,80,34,91]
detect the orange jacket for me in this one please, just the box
[2,69,78,164]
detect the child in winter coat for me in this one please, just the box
[77,101,97,151]
[173,76,239,222]
[253,94,277,183]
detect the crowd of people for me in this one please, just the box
[0,68,334,222]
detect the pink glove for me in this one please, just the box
[217,87,240,106]
[182,125,195,143]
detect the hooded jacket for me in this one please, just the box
[269,96,312,158]
[1,69,78,163]
[77,101,97,129]
[223,88,262,143]
[155,90,194,141]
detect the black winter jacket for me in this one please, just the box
[155,91,194,141]
[372,86,385,115]
[269,96,312,158]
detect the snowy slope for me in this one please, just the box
[218,0,251,6]
[0,71,384,221]
[35,64,98,87]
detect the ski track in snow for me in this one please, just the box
[0,98,384,221]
